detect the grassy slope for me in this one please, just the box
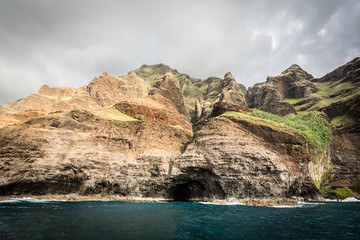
[220,109,332,151]
[285,78,360,120]
[105,108,138,121]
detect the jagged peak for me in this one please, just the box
[282,64,306,74]
[95,71,115,79]
[222,72,238,88]
[154,71,180,89]
[224,72,234,79]
[38,84,51,93]
[279,64,313,81]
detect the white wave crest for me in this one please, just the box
[0,197,67,203]
[325,197,360,202]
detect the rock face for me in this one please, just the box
[210,101,252,118]
[246,83,296,116]
[114,94,192,130]
[38,85,76,98]
[218,72,247,106]
[132,64,247,123]
[149,72,191,122]
[246,64,317,115]
[194,73,247,123]
[87,72,150,107]
[276,64,317,98]
[329,131,360,195]
[169,116,317,201]
[0,110,192,197]
[314,57,360,83]
[132,64,204,122]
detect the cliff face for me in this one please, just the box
[0,59,359,202]
[0,110,192,197]
[0,109,318,201]
[169,116,317,201]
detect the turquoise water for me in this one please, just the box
[0,199,359,240]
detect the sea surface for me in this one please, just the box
[0,198,359,240]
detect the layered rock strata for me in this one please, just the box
[0,110,192,197]
[169,116,318,201]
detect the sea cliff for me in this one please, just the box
[1,58,359,205]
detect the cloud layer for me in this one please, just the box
[1,0,359,105]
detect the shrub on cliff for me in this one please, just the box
[324,187,354,198]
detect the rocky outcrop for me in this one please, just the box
[149,72,191,123]
[218,72,247,106]
[87,71,150,107]
[318,95,360,196]
[246,64,317,115]
[0,85,82,128]
[38,85,76,98]
[274,64,317,98]
[313,57,360,84]
[320,94,360,122]
[194,99,202,120]
[132,64,248,123]
[246,83,296,116]
[193,73,248,122]
[328,132,360,196]
[210,101,252,118]
[114,94,192,130]
[132,64,204,122]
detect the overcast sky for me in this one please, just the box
[1,0,359,105]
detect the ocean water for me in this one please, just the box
[0,199,359,240]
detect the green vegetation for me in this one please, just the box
[134,114,145,121]
[105,108,138,121]
[314,178,321,190]
[285,98,303,105]
[324,187,354,198]
[314,81,356,97]
[219,111,292,133]
[149,158,160,170]
[249,109,331,151]
[169,125,184,130]
[221,109,332,151]
[318,165,334,190]
[34,93,70,101]
[330,115,352,125]
[289,80,360,111]
[47,111,62,118]
[356,175,360,182]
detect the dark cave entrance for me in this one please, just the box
[170,180,206,202]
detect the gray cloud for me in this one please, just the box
[1,0,359,105]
